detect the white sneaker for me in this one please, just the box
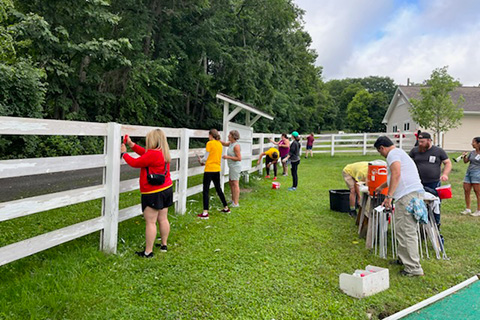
[231,203,240,208]
[470,211,480,217]
[461,209,472,215]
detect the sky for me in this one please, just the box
[293,0,480,86]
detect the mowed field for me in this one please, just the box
[1,153,479,319]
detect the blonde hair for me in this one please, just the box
[146,129,171,162]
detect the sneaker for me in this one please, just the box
[219,208,231,213]
[135,250,154,258]
[231,203,240,208]
[349,210,357,218]
[389,259,404,266]
[197,212,209,219]
[400,270,424,277]
[282,173,288,176]
[155,243,168,252]
[288,187,297,191]
[461,208,472,215]
[265,175,270,179]
[471,210,480,217]
[273,177,277,181]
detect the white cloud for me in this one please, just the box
[295,0,480,85]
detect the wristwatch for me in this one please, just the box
[386,195,393,199]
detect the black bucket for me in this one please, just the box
[329,189,350,213]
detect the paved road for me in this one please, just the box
[0,151,262,203]
[0,165,140,203]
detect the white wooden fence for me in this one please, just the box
[0,117,285,266]
[299,132,416,156]
[0,116,412,266]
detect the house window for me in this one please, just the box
[404,122,410,131]
[393,125,398,132]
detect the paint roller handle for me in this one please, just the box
[453,152,468,162]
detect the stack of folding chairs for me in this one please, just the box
[368,192,448,260]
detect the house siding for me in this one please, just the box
[386,98,418,133]
[443,114,480,151]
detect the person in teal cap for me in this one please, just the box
[282,131,301,190]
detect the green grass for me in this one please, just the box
[1,153,480,319]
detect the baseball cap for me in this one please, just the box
[291,131,299,138]
[418,132,431,140]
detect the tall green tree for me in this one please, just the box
[409,66,464,142]
[347,90,373,132]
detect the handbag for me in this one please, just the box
[145,162,168,185]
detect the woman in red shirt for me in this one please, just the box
[121,129,173,258]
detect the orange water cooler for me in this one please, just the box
[367,160,388,196]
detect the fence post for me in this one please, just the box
[101,122,121,254]
[399,132,403,150]
[176,128,190,215]
[258,133,264,174]
[330,134,335,157]
[363,133,367,155]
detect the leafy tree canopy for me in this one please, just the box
[409,66,464,140]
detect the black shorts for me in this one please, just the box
[141,187,173,212]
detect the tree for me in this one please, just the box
[409,66,464,143]
[369,91,389,132]
[347,90,373,132]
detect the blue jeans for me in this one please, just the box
[423,181,441,227]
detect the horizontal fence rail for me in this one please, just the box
[299,132,415,156]
[0,116,414,266]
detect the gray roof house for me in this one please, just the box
[383,85,480,151]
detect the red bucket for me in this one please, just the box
[272,182,280,189]
[436,185,452,199]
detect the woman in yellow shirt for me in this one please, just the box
[196,129,230,219]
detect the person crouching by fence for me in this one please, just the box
[270,133,290,176]
[258,147,280,180]
[121,130,173,258]
[220,130,242,207]
[196,129,230,219]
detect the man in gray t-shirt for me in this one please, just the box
[409,132,451,190]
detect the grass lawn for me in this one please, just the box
[1,153,480,319]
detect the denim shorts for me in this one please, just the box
[464,169,480,184]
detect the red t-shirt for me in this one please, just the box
[122,144,172,194]
[306,135,314,146]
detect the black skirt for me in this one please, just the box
[141,187,173,212]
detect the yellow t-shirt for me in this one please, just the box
[343,161,368,182]
[205,140,223,172]
[265,148,280,159]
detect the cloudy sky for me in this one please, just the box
[294,0,480,86]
